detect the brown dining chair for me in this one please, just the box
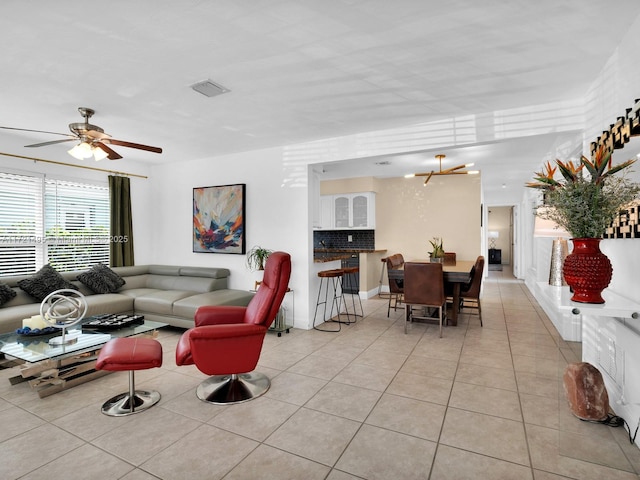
[403,262,446,337]
[386,253,404,317]
[443,252,456,265]
[460,256,485,326]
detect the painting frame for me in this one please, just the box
[193,183,246,254]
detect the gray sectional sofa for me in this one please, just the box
[0,264,255,334]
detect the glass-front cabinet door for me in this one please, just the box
[352,194,369,227]
[315,192,375,230]
[334,195,350,228]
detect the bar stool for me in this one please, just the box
[378,257,389,298]
[341,266,363,318]
[96,337,163,416]
[313,268,350,332]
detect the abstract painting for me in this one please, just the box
[193,184,245,254]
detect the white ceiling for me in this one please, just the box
[1,1,639,205]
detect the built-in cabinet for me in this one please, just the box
[317,192,375,230]
[318,195,334,230]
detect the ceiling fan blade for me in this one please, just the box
[25,138,77,148]
[95,142,122,160]
[0,125,72,137]
[107,138,162,154]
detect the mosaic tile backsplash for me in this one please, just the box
[313,230,375,250]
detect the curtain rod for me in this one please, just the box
[0,151,148,179]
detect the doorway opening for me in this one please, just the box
[487,206,516,274]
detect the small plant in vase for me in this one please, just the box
[246,246,273,271]
[429,237,445,263]
[527,146,640,303]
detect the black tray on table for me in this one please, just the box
[82,314,145,331]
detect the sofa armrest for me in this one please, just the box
[194,305,247,326]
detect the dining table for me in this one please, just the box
[387,259,474,326]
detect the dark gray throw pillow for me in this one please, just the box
[0,282,16,305]
[17,264,76,301]
[77,264,125,294]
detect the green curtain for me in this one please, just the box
[108,175,135,267]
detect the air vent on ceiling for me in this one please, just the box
[190,79,230,98]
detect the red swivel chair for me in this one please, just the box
[175,251,291,404]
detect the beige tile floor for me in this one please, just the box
[1,267,640,479]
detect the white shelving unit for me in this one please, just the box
[534,281,640,446]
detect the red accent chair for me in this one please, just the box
[175,251,291,404]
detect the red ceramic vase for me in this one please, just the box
[562,238,612,304]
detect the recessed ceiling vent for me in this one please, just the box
[190,79,230,98]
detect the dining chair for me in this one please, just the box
[460,255,485,326]
[386,253,404,317]
[403,262,446,336]
[443,252,456,265]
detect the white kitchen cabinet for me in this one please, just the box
[330,192,375,229]
[318,195,334,230]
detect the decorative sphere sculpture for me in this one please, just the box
[40,289,87,345]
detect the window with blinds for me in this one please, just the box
[0,172,109,276]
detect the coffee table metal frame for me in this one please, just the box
[0,317,167,398]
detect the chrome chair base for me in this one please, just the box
[101,390,161,416]
[101,369,161,416]
[196,372,270,404]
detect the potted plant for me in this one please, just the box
[527,147,640,303]
[246,245,273,271]
[429,237,445,262]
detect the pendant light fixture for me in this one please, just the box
[405,154,479,185]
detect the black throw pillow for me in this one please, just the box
[17,264,76,301]
[0,282,17,305]
[77,263,126,294]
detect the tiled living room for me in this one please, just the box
[2,3,640,480]
[1,268,639,480]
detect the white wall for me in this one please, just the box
[148,146,313,329]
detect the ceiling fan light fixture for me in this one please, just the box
[92,146,108,161]
[467,170,480,175]
[68,142,93,160]
[404,173,415,178]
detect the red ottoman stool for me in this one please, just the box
[96,337,163,416]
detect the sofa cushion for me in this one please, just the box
[0,283,17,305]
[84,293,135,318]
[17,264,76,301]
[172,290,255,318]
[133,290,199,316]
[77,264,126,294]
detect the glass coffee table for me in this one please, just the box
[0,316,167,398]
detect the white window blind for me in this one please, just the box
[0,173,41,276]
[0,172,110,276]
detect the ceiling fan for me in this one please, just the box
[405,154,479,185]
[0,107,162,160]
